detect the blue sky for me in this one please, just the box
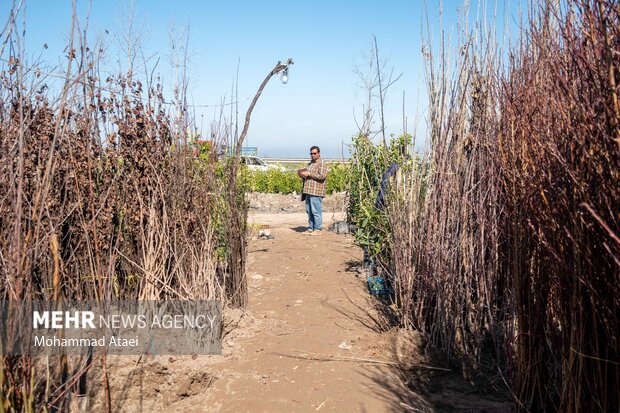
[2,0,522,157]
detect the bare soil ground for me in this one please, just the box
[91,205,513,412]
[246,192,348,214]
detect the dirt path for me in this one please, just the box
[101,211,513,412]
[197,212,413,412]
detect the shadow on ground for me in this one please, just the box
[340,254,516,412]
[344,258,363,274]
[357,313,516,412]
[290,226,309,233]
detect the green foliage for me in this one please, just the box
[347,133,413,270]
[326,163,350,195]
[242,164,350,195]
[353,201,390,259]
[195,139,212,160]
[247,168,303,193]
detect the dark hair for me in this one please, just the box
[310,146,320,153]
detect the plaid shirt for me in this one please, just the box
[302,159,328,197]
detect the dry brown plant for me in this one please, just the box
[0,3,240,410]
[382,0,618,410]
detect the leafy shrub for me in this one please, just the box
[347,133,412,272]
[243,168,302,193]
[326,163,350,194]
[243,164,349,195]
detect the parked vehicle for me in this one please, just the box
[241,156,285,172]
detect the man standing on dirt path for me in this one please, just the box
[298,146,328,235]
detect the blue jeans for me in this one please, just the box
[305,195,323,230]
